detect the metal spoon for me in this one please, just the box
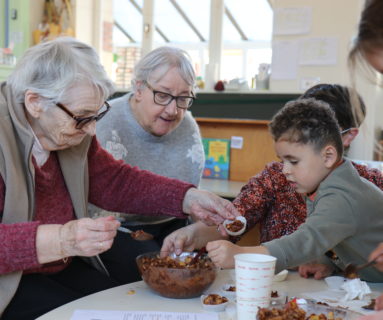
[344,254,383,279]
[117,226,154,241]
[189,247,207,265]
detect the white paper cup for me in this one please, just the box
[234,253,276,320]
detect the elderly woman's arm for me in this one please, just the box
[36,216,119,264]
[0,176,120,274]
[88,138,238,224]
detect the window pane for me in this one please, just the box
[175,0,210,41]
[155,0,200,43]
[114,0,143,44]
[225,0,273,41]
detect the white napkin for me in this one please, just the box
[341,278,372,301]
[273,269,288,282]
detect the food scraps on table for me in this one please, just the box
[271,291,279,298]
[362,299,376,310]
[224,286,236,292]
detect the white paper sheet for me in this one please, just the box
[71,310,219,320]
[273,7,312,35]
[299,37,338,66]
[271,40,299,80]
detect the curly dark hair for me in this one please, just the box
[269,98,343,157]
[300,83,366,130]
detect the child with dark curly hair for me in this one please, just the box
[204,98,383,282]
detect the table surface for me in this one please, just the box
[36,269,383,320]
[199,179,246,198]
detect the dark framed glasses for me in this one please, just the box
[55,100,111,130]
[145,81,195,110]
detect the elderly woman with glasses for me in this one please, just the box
[92,46,206,284]
[0,38,238,320]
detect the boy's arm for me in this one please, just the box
[262,193,356,273]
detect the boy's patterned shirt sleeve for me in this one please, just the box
[233,162,307,243]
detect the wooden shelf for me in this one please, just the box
[196,117,278,181]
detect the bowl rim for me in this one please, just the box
[136,251,217,271]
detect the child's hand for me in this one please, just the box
[298,262,334,279]
[206,240,243,269]
[374,293,383,310]
[369,242,383,272]
[356,310,383,320]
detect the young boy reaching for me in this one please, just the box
[205,98,383,282]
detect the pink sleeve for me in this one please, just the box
[88,137,194,218]
[0,177,41,274]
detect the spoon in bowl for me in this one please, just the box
[117,226,154,241]
[344,253,383,279]
[189,247,207,265]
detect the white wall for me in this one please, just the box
[73,0,114,79]
[270,0,383,161]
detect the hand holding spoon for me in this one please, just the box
[344,253,383,279]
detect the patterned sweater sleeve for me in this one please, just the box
[0,178,41,274]
[88,137,194,217]
[353,162,383,190]
[232,163,278,232]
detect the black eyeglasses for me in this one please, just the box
[145,82,195,110]
[55,101,111,130]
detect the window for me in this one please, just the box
[112,0,273,90]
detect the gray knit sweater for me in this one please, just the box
[94,92,205,225]
[264,159,383,282]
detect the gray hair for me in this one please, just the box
[131,46,195,93]
[7,37,115,104]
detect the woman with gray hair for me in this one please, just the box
[94,46,205,284]
[0,38,238,319]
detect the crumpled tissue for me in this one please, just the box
[341,278,371,301]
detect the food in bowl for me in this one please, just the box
[226,220,244,232]
[223,216,247,236]
[202,294,228,305]
[201,294,229,312]
[136,251,217,299]
[257,300,362,320]
[258,301,306,320]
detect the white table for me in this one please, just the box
[36,270,383,320]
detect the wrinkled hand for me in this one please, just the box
[183,188,239,225]
[369,243,383,272]
[206,240,244,269]
[298,262,334,280]
[356,310,383,320]
[60,216,120,257]
[374,293,383,311]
